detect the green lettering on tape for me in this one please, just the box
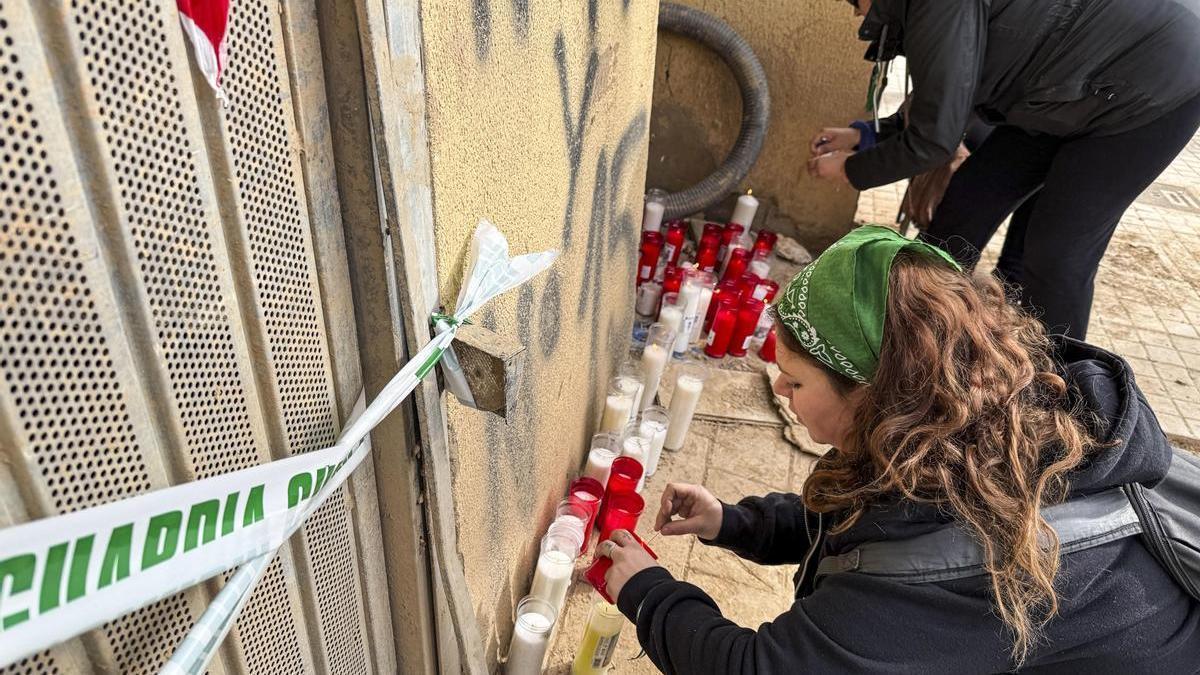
[313,466,329,493]
[38,542,68,613]
[98,524,133,589]
[288,472,313,509]
[415,346,444,379]
[184,499,219,552]
[0,553,35,629]
[222,491,239,536]
[67,535,93,602]
[242,485,265,527]
[141,511,182,571]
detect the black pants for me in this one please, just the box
[920,92,1200,339]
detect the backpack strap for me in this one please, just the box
[815,488,1142,585]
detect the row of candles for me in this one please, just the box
[636,194,780,363]
[505,331,711,673]
[506,192,773,672]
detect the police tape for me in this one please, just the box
[0,220,558,668]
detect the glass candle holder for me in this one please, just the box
[696,231,720,273]
[530,529,579,619]
[637,231,663,286]
[620,435,650,492]
[687,270,717,342]
[555,498,590,542]
[760,325,778,363]
[720,246,751,284]
[657,300,684,350]
[506,595,556,674]
[599,376,636,433]
[748,248,772,279]
[736,273,761,304]
[635,279,663,318]
[617,361,645,423]
[727,297,766,357]
[674,274,704,356]
[664,363,710,451]
[639,323,674,412]
[704,294,740,359]
[605,456,644,497]
[757,279,780,303]
[598,491,645,544]
[568,476,604,541]
[662,220,687,270]
[584,433,620,485]
[571,601,625,675]
[704,279,741,332]
[752,230,778,258]
[718,223,745,265]
[638,406,670,477]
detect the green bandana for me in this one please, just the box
[774,225,961,384]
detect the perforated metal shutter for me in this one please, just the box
[0,1,380,673]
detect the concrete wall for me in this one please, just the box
[418,0,658,666]
[648,0,872,252]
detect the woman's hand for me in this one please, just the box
[600,530,661,603]
[809,127,861,156]
[807,150,852,185]
[655,483,723,540]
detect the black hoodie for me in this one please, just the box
[617,339,1200,673]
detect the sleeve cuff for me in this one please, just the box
[616,566,675,623]
[844,152,878,192]
[702,502,747,547]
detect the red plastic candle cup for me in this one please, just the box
[637,231,663,287]
[727,297,766,357]
[584,530,657,603]
[718,223,745,264]
[721,247,752,284]
[704,294,740,359]
[737,273,762,303]
[696,232,721,273]
[702,222,724,239]
[605,456,644,497]
[598,491,646,544]
[705,279,741,332]
[568,477,605,549]
[662,266,683,298]
[760,326,778,363]
[753,231,778,258]
[757,279,780,303]
[662,221,688,269]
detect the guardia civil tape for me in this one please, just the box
[0,221,558,668]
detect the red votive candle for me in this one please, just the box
[705,279,741,332]
[584,529,657,603]
[605,456,643,497]
[637,231,663,287]
[704,294,740,359]
[696,232,721,273]
[702,222,724,240]
[752,230,778,259]
[598,491,646,544]
[757,279,780,303]
[721,247,752,284]
[662,266,683,298]
[663,221,687,270]
[737,273,761,303]
[727,297,766,357]
[718,223,745,264]
[760,326,778,363]
[568,477,605,549]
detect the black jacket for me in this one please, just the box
[617,339,1200,673]
[844,0,1200,190]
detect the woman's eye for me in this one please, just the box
[791,382,802,390]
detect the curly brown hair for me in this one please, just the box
[776,251,1097,664]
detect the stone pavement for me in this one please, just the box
[856,115,1200,444]
[543,368,818,673]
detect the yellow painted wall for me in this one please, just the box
[418,0,658,666]
[648,0,872,252]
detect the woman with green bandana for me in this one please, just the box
[597,226,1199,672]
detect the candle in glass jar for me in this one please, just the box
[506,596,556,674]
[638,406,670,476]
[730,193,760,229]
[657,303,684,351]
[704,295,739,359]
[665,365,708,451]
[584,434,619,485]
[635,280,662,317]
[760,326,778,362]
[641,200,665,233]
[662,221,687,270]
[696,232,720,273]
[727,297,766,357]
[530,547,574,616]
[721,247,752,283]
[621,435,650,492]
[674,279,703,356]
[639,323,673,411]
[600,392,633,433]
[571,601,625,675]
[637,231,663,286]
[718,223,745,267]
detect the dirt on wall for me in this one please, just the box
[648,0,873,252]
[418,0,658,667]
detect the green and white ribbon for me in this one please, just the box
[0,220,557,669]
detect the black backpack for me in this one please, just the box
[814,447,1200,600]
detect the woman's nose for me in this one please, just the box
[771,378,787,397]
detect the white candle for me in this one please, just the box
[674,283,702,355]
[730,193,759,228]
[621,436,650,492]
[658,303,683,341]
[599,393,633,433]
[506,603,555,674]
[639,417,669,476]
[641,201,665,233]
[639,343,669,412]
[689,286,714,341]
[615,374,643,425]
[748,258,771,279]
[530,548,574,616]
[584,447,617,485]
[635,281,662,316]
[665,373,705,451]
